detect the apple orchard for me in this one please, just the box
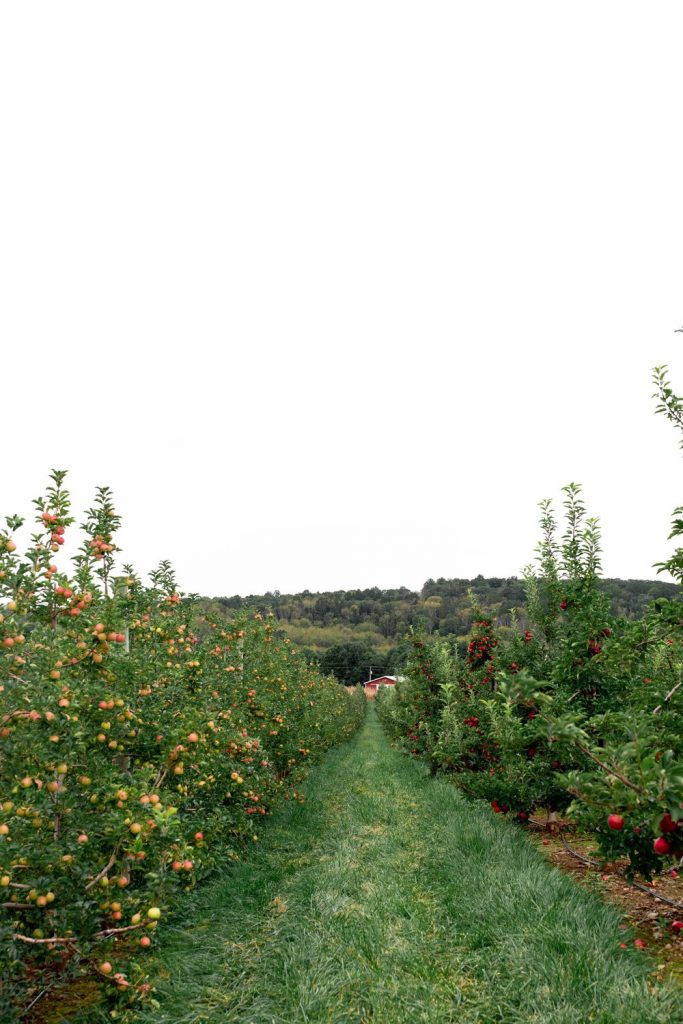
[0,472,365,1017]
[2,365,683,1019]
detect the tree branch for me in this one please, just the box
[653,678,683,715]
[84,850,118,891]
[94,921,146,938]
[574,742,645,793]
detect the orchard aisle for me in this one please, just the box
[137,710,679,1024]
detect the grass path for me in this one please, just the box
[136,709,680,1024]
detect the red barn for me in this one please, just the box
[363,675,397,698]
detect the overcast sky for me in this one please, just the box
[2,3,682,597]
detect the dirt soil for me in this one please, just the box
[527,822,683,985]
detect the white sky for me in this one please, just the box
[2,3,683,597]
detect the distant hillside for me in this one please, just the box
[198,576,680,661]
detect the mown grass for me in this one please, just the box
[101,709,681,1023]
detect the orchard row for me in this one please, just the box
[378,367,683,894]
[0,473,365,1020]
[378,490,682,885]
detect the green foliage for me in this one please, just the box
[376,630,455,771]
[319,640,385,685]
[653,364,683,582]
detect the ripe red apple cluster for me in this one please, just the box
[607,811,680,858]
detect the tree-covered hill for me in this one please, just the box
[198,576,679,682]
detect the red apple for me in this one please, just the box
[607,814,625,831]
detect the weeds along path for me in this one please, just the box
[137,709,680,1024]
